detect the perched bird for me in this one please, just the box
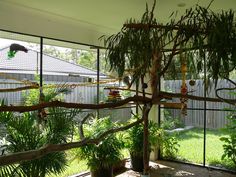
[123,76,131,88]
[8,43,28,59]
[10,43,28,53]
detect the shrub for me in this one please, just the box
[75,117,124,171]
[220,111,236,165]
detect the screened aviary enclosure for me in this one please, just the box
[0,0,236,177]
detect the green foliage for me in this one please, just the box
[161,110,184,130]
[125,115,179,159]
[0,113,56,176]
[0,85,79,177]
[158,130,179,159]
[125,115,160,155]
[77,51,96,70]
[120,90,132,99]
[75,117,124,170]
[220,111,236,165]
[23,82,71,106]
[102,2,236,87]
[125,116,179,159]
[0,108,79,177]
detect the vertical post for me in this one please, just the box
[36,52,39,75]
[136,80,139,114]
[203,54,207,166]
[97,48,100,118]
[40,37,43,95]
[157,77,161,160]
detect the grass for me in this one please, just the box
[47,149,129,177]
[47,128,236,176]
[175,128,236,170]
[47,153,88,177]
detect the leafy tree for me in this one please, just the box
[102,1,236,174]
[77,50,96,70]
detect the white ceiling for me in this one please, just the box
[0,0,235,47]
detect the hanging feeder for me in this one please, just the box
[180,52,188,116]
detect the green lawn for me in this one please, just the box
[47,158,88,177]
[47,149,129,177]
[175,128,236,170]
[47,128,236,177]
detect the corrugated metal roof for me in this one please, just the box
[0,46,104,77]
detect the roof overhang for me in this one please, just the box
[0,0,235,47]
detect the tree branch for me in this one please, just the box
[160,91,236,103]
[105,87,233,103]
[0,96,151,112]
[0,118,144,166]
[0,85,38,92]
[78,113,93,140]
[215,87,236,106]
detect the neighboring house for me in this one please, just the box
[0,46,131,121]
[0,46,105,105]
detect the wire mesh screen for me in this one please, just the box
[0,31,40,105]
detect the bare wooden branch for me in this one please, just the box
[0,86,233,113]
[0,96,151,112]
[104,87,233,103]
[104,87,152,96]
[0,85,38,92]
[159,91,236,103]
[78,113,93,140]
[0,118,144,166]
[215,87,236,106]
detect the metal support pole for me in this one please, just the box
[40,37,43,95]
[158,77,161,160]
[203,54,207,166]
[97,48,100,118]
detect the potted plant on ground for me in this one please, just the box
[75,117,124,177]
[125,115,159,173]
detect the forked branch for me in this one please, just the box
[0,117,144,166]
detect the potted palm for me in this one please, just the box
[76,117,124,177]
[125,115,159,173]
[0,107,78,177]
[0,86,78,177]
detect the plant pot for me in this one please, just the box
[91,166,113,177]
[113,159,126,173]
[130,153,143,172]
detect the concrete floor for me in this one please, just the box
[73,160,236,177]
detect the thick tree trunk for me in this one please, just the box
[143,103,152,175]
[150,51,161,102]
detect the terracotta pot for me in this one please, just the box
[91,166,113,177]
